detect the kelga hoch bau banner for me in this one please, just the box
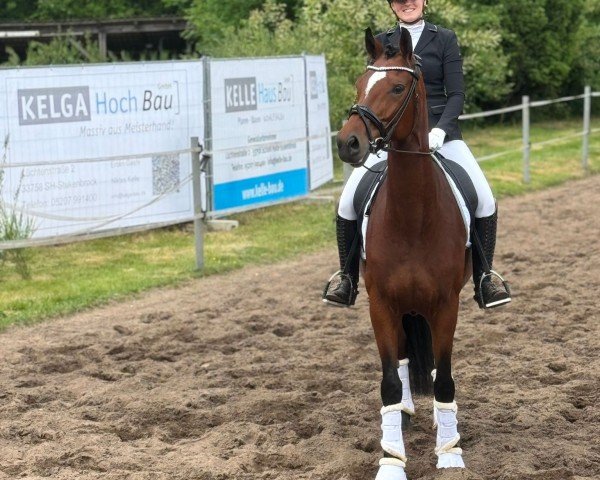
[210,57,308,214]
[0,61,204,238]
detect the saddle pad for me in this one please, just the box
[355,154,474,260]
[353,160,388,242]
[432,151,478,223]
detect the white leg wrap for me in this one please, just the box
[433,400,465,469]
[380,403,408,462]
[398,359,415,416]
[375,458,408,480]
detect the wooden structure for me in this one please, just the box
[0,17,189,62]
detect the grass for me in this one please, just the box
[0,202,334,328]
[464,117,600,196]
[0,116,598,328]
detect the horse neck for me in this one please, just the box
[385,99,443,224]
[386,150,441,217]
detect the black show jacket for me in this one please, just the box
[376,22,465,142]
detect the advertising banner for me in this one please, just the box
[209,57,308,214]
[0,61,203,239]
[305,55,333,190]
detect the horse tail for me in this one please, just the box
[402,314,434,395]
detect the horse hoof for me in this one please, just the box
[436,453,465,469]
[375,464,408,480]
[401,411,412,430]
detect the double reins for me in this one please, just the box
[348,59,430,163]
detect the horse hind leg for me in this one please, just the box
[397,359,413,429]
[430,306,465,469]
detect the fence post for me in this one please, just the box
[191,137,204,270]
[582,85,591,175]
[522,95,531,184]
[202,56,214,214]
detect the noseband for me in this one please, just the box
[349,59,426,162]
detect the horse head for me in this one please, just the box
[337,27,426,166]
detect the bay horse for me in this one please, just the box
[337,28,470,478]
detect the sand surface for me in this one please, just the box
[0,177,599,479]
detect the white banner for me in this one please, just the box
[305,55,333,190]
[0,61,203,239]
[209,57,308,214]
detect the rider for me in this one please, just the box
[323,0,511,309]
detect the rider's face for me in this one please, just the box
[391,0,425,24]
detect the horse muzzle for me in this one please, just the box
[336,130,370,167]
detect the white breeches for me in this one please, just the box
[337,140,496,221]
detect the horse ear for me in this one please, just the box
[399,27,414,60]
[365,28,383,61]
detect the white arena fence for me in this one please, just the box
[340,87,599,185]
[460,87,599,183]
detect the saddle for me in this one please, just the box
[352,152,478,258]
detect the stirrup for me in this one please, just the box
[476,270,512,309]
[322,270,358,307]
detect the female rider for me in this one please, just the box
[323,0,511,309]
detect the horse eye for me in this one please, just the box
[393,85,405,95]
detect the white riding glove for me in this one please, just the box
[428,128,446,151]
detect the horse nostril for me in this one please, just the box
[347,135,360,154]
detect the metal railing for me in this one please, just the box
[460,86,598,182]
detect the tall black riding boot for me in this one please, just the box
[472,209,512,309]
[322,215,360,307]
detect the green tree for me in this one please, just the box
[431,0,511,111]
[498,0,584,100]
[183,0,302,50]
[0,0,184,21]
[0,1,40,20]
[31,0,181,20]
[191,0,510,126]
[572,0,600,91]
[3,35,105,66]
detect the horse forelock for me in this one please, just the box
[384,43,400,59]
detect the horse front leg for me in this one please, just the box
[371,301,410,480]
[430,303,465,469]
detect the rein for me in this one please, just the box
[349,61,430,167]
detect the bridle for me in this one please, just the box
[348,58,430,166]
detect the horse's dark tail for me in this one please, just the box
[402,314,434,395]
